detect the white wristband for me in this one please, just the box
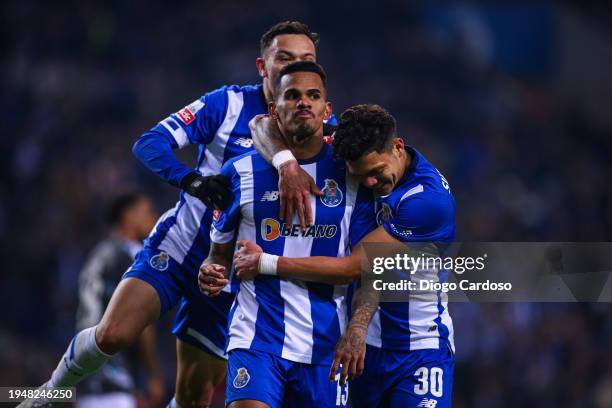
[272,150,297,170]
[259,253,279,275]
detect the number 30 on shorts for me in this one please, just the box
[414,367,444,397]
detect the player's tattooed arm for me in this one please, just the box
[330,263,380,386]
[249,114,322,229]
[198,241,233,296]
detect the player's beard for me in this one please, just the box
[292,122,316,143]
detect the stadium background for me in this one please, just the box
[2,1,612,407]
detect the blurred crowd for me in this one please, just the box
[2,1,612,407]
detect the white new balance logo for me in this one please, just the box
[261,191,279,201]
[234,137,253,148]
[418,399,437,408]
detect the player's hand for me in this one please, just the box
[181,173,232,210]
[198,262,228,297]
[234,240,263,280]
[248,113,274,136]
[279,160,322,230]
[329,323,367,386]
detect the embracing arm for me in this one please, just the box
[234,226,394,285]
[249,115,322,228]
[133,90,233,209]
[278,225,395,283]
[132,130,193,188]
[133,131,231,209]
[277,249,361,285]
[250,114,292,165]
[329,271,380,385]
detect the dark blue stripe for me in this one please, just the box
[308,282,339,364]
[380,302,411,349]
[195,144,206,173]
[167,118,179,131]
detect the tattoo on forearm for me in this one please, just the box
[348,282,380,330]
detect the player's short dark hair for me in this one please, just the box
[332,104,398,162]
[106,192,146,226]
[260,21,319,55]
[275,61,327,93]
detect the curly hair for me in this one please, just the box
[332,104,397,161]
[260,21,319,55]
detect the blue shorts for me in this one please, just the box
[226,349,348,408]
[123,247,233,358]
[350,345,454,408]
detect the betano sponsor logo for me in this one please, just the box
[261,218,338,241]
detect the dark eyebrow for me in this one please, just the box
[277,49,315,59]
[283,88,299,96]
[276,50,295,57]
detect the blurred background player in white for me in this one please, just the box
[75,192,166,408]
[18,21,331,408]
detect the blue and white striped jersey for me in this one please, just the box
[134,84,267,273]
[211,145,377,365]
[133,84,336,274]
[368,147,456,352]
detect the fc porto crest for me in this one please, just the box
[376,202,392,225]
[320,179,343,207]
[149,251,170,271]
[233,367,250,389]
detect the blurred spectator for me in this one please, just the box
[74,192,165,407]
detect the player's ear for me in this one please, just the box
[256,57,267,78]
[324,102,332,121]
[393,137,405,154]
[268,102,278,119]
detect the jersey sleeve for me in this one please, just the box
[132,87,228,187]
[210,160,241,244]
[384,191,454,242]
[349,186,377,247]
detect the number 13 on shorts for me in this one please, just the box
[334,373,349,406]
